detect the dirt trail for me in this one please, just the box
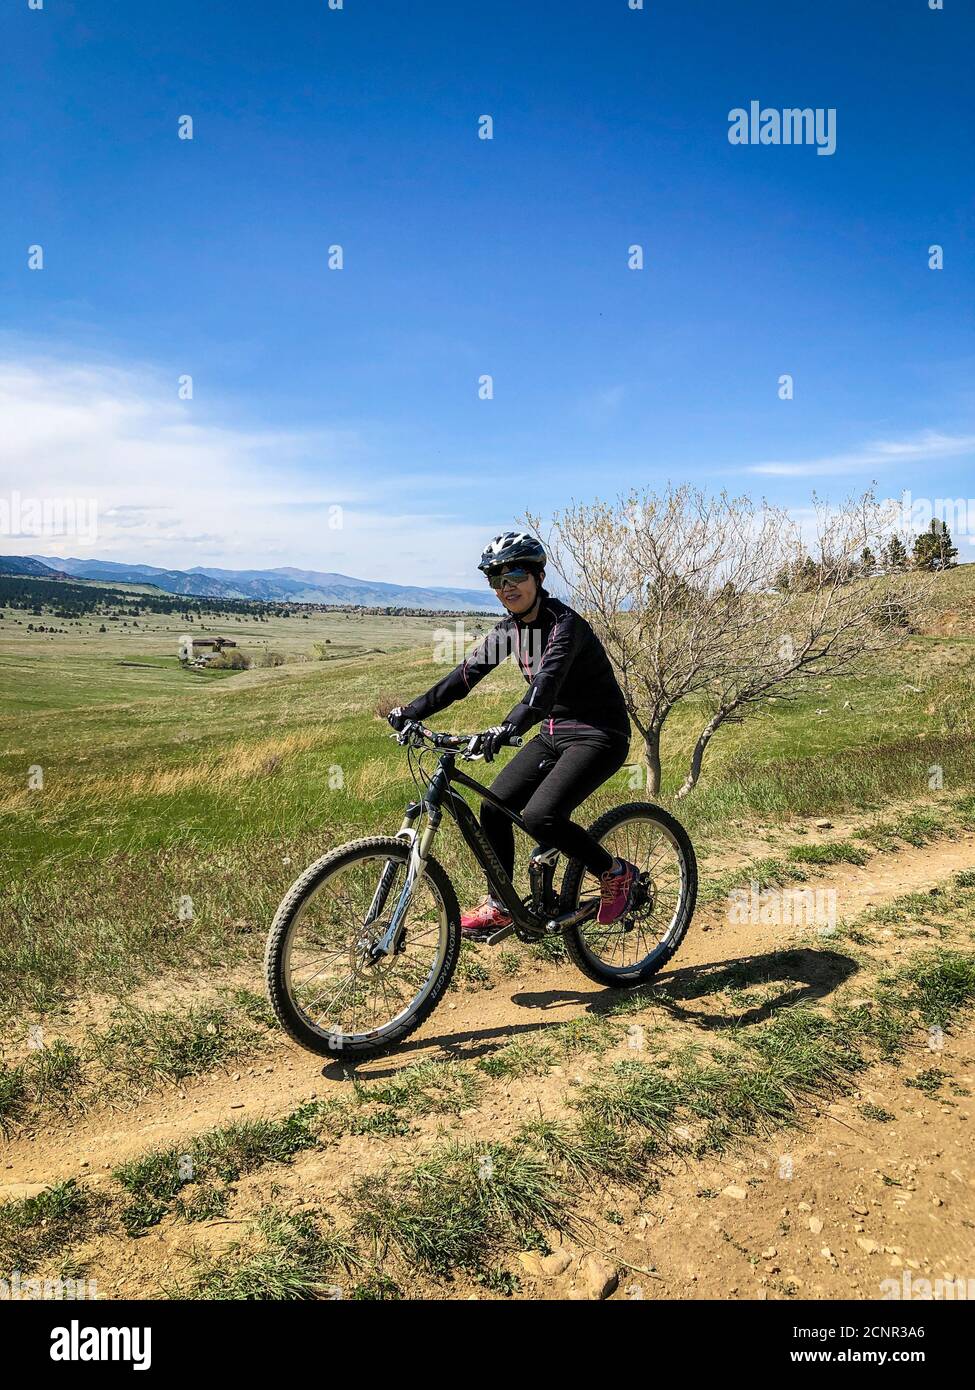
[5,827,975,1196]
[629,1030,975,1301]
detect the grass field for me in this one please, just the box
[2,570,975,1300]
[2,574,975,1016]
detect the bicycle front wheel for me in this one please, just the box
[264,836,460,1060]
[559,802,697,988]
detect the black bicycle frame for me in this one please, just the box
[400,749,584,936]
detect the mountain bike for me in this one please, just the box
[264,721,697,1060]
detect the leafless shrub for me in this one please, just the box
[528,487,920,795]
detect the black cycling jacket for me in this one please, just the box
[402,591,631,739]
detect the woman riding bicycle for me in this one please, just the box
[387,531,639,939]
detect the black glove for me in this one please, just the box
[469,722,517,762]
[387,706,410,732]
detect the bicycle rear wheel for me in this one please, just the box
[264,836,460,1060]
[559,802,697,988]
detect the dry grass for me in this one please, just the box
[0,733,320,815]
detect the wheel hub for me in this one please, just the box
[352,926,384,971]
[354,920,408,971]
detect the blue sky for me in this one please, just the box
[2,0,973,584]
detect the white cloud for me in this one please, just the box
[0,351,492,588]
[747,430,975,478]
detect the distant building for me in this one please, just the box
[178,635,237,662]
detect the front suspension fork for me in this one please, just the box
[362,802,422,927]
[373,803,438,957]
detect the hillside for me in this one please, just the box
[909,561,975,636]
[0,555,70,580]
[30,555,497,611]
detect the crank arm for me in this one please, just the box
[543,898,599,934]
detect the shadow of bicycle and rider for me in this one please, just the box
[324,945,859,1081]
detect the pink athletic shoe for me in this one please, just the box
[597,858,638,925]
[460,896,513,939]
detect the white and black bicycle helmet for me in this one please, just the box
[477,531,547,576]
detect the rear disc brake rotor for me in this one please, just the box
[620,873,655,929]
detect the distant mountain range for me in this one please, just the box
[0,554,72,579]
[17,555,497,611]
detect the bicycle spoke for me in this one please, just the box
[572,813,689,975]
[311,968,359,1025]
[283,847,449,1043]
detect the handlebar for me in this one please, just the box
[392,720,523,756]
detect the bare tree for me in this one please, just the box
[528,487,918,796]
[528,486,794,791]
[672,491,920,795]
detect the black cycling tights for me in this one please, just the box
[479,723,631,884]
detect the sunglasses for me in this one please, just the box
[487,567,533,590]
